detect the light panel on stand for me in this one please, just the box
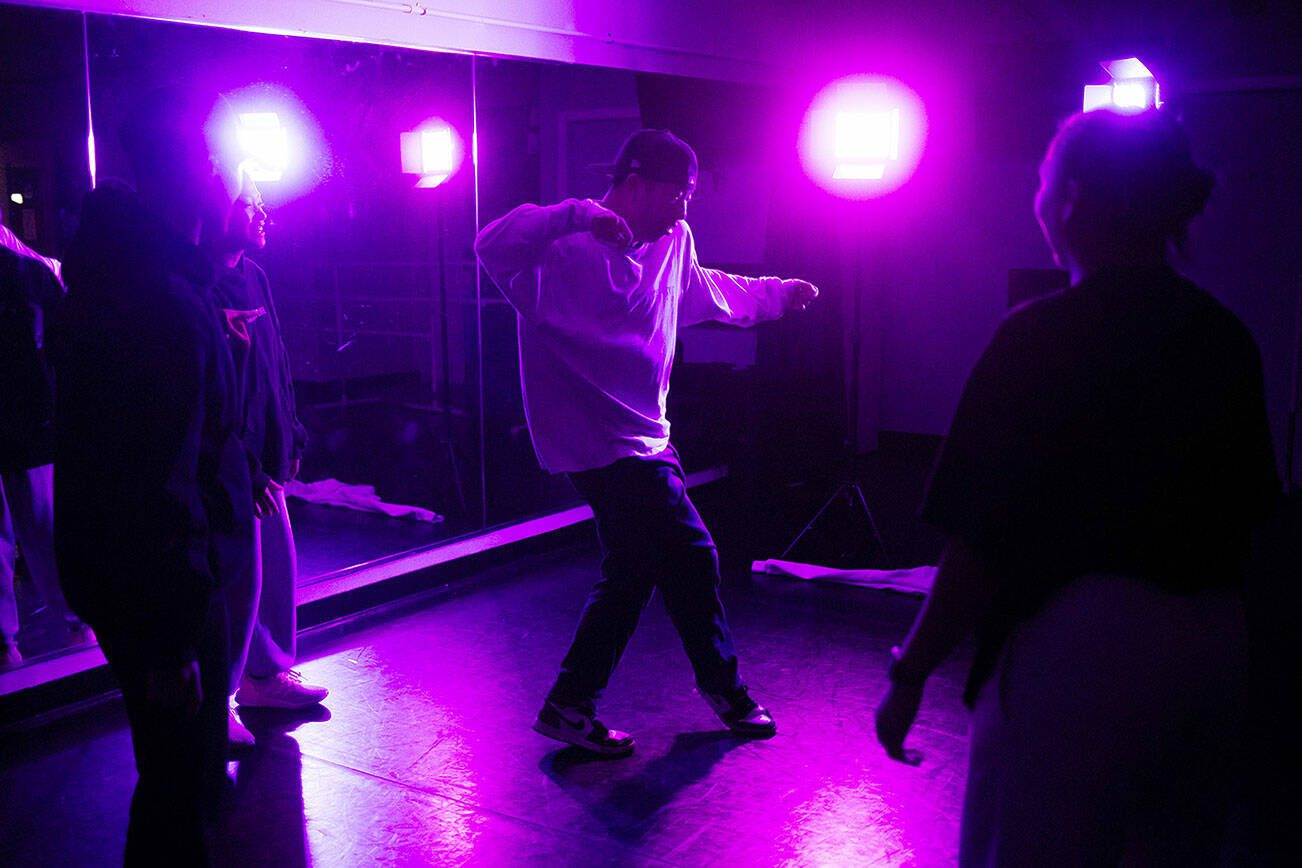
[401,122,461,189]
[799,75,925,200]
[1083,57,1161,113]
[237,111,289,182]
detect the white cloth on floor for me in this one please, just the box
[284,478,443,523]
[750,559,936,594]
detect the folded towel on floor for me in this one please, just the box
[285,478,444,523]
[750,559,935,595]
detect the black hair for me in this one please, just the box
[1045,109,1214,253]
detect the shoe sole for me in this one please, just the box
[720,720,778,737]
[234,694,328,710]
[531,718,635,757]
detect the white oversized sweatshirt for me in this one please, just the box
[474,198,789,473]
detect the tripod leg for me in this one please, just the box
[779,483,849,559]
[850,483,887,559]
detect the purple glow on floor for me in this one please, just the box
[0,550,969,864]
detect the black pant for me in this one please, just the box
[547,447,742,712]
[96,591,229,867]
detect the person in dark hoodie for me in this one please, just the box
[52,87,253,865]
[207,176,326,752]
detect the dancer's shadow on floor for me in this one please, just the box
[213,705,330,868]
[541,729,761,842]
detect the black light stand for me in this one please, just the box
[779,240,886,567]
[1288,278,1301,495]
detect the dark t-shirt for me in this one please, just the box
[921,266,1279,705]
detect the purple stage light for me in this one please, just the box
[800,75,925,200]
[401,121,461,189]
[1082,57,1161,113]
[238,111,289,182]
[833,108,900,180]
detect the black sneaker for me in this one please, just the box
[699,686,777,736]
[532,700,636,757]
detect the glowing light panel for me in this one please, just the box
[1111,81,1150,109]
[237,112,288,182]
[832,163,887,180]
[9,193,23,205]
[401,121,461,189]
[1083,57,1162,113]
[800,75,925,200]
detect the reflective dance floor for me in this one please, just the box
[1,542,973,866]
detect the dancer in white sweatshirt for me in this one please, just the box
[475,129,818,756]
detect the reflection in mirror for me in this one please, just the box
[1,6,92,670]
[473,57,781,527]
[84,15,481,585]
[474,59,641,527]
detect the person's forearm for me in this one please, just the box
[891,537,998,684]
[685,265,786,327]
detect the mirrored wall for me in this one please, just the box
[1,4,785,672]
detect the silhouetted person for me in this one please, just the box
[52,87,253,865]
[875,108,1279,864]
[475,129,818,756]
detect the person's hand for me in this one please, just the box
[253,478,284,517]
[591,212,634,248]
[875,680,925,765]
[783,279,819,312]
[145,660,203,717]
[221,307,266,346]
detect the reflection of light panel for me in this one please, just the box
[401,122,459,189]
[9,193,23,205]
[238,112,288,182]
[422,128,454,174]
[1083,57,1162,113]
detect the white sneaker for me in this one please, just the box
[65,621,96,647]
[531,700,635,757]
[235,670,329,709]
[228,709,256,750]
[699,686,777,736]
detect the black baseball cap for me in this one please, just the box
[591,129,698,190]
